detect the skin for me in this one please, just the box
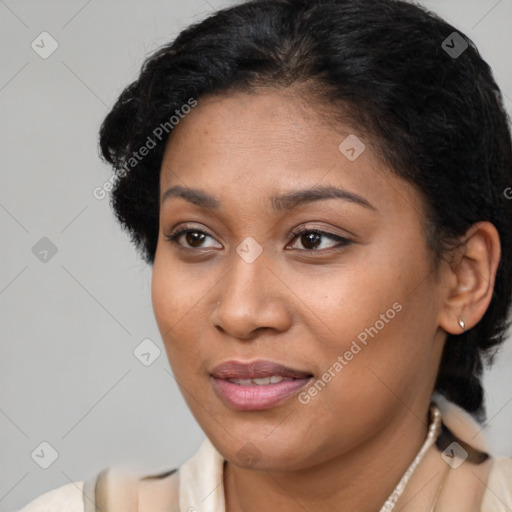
[150,88,501,511]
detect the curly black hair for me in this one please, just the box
[98,0,512,418]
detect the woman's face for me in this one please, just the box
[151,89,449,470]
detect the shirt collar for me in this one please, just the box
[179,436,226,512]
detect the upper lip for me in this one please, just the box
[210,359,313,380]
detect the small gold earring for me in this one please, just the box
[458,316,466,332]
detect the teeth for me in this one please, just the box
[235,379,252,385]
[252,377,271,385]
[229,376,294,386]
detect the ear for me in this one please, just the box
[438,221,501,335]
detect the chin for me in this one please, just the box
[211,429,316,471]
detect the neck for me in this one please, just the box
[224,405,431,512]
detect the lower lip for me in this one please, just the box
[211,376,312,411]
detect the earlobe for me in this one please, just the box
[438,221,501,335]
[457,315,466,332]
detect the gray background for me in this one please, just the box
[1,0,511,509]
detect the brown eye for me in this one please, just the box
[299,232,322,250]
[183,231,207,247]
[165,227,221,249]
[288,228,351,251]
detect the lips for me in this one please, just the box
[210,359,313,380]
[210,359,313,411]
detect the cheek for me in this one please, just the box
[313,288,437,422]
[302,242,434,378]
[151,250,195,330]
[151,254,206,371]
[151,257,172,331]
[297,261,403,341]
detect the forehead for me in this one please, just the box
[158,89,423,217]
[162,89,360,170]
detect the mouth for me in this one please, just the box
[226,375,298,385]
[210,359,313,411]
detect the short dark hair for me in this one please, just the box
[99,0,512,418]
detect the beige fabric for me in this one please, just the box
[94,467,139,511]
[139,471,180,512]
[18,441,512,511]
[17,481,86,511]
[481,457,512,511]
[178,437,226,511]
[17,395,512,511]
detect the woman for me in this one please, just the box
[19,0,512,510]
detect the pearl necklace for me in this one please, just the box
[378,404,443,512]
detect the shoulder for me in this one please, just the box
[481,456,512,511]
[16,467,181,512]
[17,481,85,512]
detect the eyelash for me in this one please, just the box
[164,224,351,252]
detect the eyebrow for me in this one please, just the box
[161,184,376,212]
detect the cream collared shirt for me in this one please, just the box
[17,397,512,511]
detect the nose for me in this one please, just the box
[212,248,292,340]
